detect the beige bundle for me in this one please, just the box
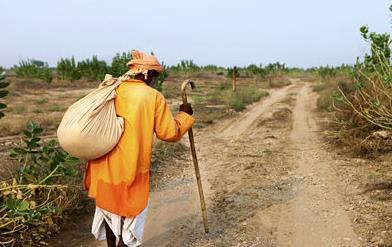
[58,50,165,160]
[57,74,124,160]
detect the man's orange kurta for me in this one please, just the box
[84,79,195,217]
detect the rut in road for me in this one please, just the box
[259,84,360,247]
[83,81,360,247]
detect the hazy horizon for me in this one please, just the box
[1,0,391,69]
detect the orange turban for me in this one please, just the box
[126,50,164,75]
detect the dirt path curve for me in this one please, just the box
[78,80,361,246]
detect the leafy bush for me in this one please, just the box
[57,57,81,81]
[225,86,269,112]
[111,52,132,77]
[77,56,108,81]
[0,72,9,119]
[13,59,53,83]
[227,66,240,78]
[329,5,392,152]
[318,66,337,79]
[228,97,245,111]
[170,60,200,72]
[244,64,268,79]
[153,63,169,92]
[360,25,391,69]
[0,122,80,245]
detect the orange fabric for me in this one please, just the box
[84,79,195,217]
[126,50,164,73]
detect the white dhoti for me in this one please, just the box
[91,204,149,247]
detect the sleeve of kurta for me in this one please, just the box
[154,93,195,142]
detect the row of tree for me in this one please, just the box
[11,52,132,83]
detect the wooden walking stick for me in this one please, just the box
[181,79,209,233]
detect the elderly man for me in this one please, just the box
[83,50,195,246]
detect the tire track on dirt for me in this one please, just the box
[259,84,360,246]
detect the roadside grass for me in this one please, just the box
[162,73,270,128]
[48,104,67,112]
[193,81,269,127]
[7,105,27,115]
[311,69,392,155]
[312,72,353,112]
[34,98,48,105]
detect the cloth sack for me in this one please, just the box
[57,74,124,160]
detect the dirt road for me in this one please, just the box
[78,81,361,246]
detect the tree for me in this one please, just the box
[0,71,9,119]
[77,56,109,81]
[57,57,81,81]
[111,52,131,77]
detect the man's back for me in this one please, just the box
[84,79,195,217]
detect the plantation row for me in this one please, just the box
[0,50,363,85]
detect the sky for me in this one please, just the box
[1,0,391,68]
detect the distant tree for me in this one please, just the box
[153,62,169,92]
[0,71,9,119]
[57,57,81,81]
[77,56,109,81]
[111,52,132,77]
[13,59,52,83]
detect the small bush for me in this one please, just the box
[77,56,108,81]
[32,108,43,114]
[34,98,48,105]
[225,86,269,111]
[57,57,81,81]
[192,95,203,105]
[218,81,230,90]
[228,97,245,111]
[227,67,240,78]
[1,122,81,245]
[110,52,131,77]
[170,60,200,72]
[312,83,327,92]
[13,59,53,83]
[48,104,66,112]
[153,63,169,92]
[13,105,26,114]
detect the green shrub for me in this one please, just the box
[225,86,268,111]
[13,105,26,114]
[312,83,327,92]
[192,95,203,105]
[227,67,240,78]
[153,63,169,92]
[0,122,81,245]
[111,52,131,77]
[228,97,246,111]
[360,25,391,69]
[218,81,230,90]
[0,72,9,119]
[48,104,66,112]
[34,98,48,105]
[170,60,200,72]
[57,57,81,81]
[13,59,53,83]
[77,56,108,81]
[318,66,337,79]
